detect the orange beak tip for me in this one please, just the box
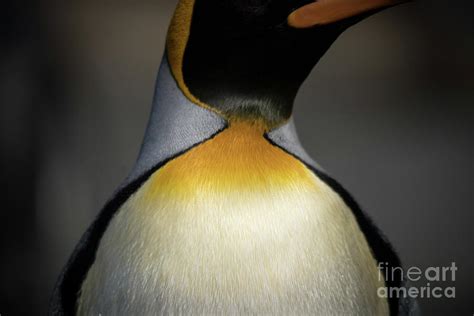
[287,0,412,29]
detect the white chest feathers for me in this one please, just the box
[78,125,388,315]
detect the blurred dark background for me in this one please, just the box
[1,0,473,315]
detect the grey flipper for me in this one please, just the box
[49,55,225,316]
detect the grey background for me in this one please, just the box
[1,0,472,315]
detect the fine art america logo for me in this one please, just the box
[377,262,457,299]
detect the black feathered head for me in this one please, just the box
[167,0,407,128]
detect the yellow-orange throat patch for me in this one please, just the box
[144,120,317,199]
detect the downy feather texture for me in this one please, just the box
[77,120,388,315]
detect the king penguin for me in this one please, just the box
[50,0,418,315]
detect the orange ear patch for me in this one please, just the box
[288,0,406,28]
[166,0,224,115]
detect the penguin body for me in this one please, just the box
[78,118,386,315]
[51,0,418,315]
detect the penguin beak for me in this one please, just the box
[288,0,409,28]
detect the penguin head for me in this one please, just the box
[167,0,406,128]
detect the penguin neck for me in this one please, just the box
[128,55,319,187]
[151,55,289,134]
[184,78,297,130]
